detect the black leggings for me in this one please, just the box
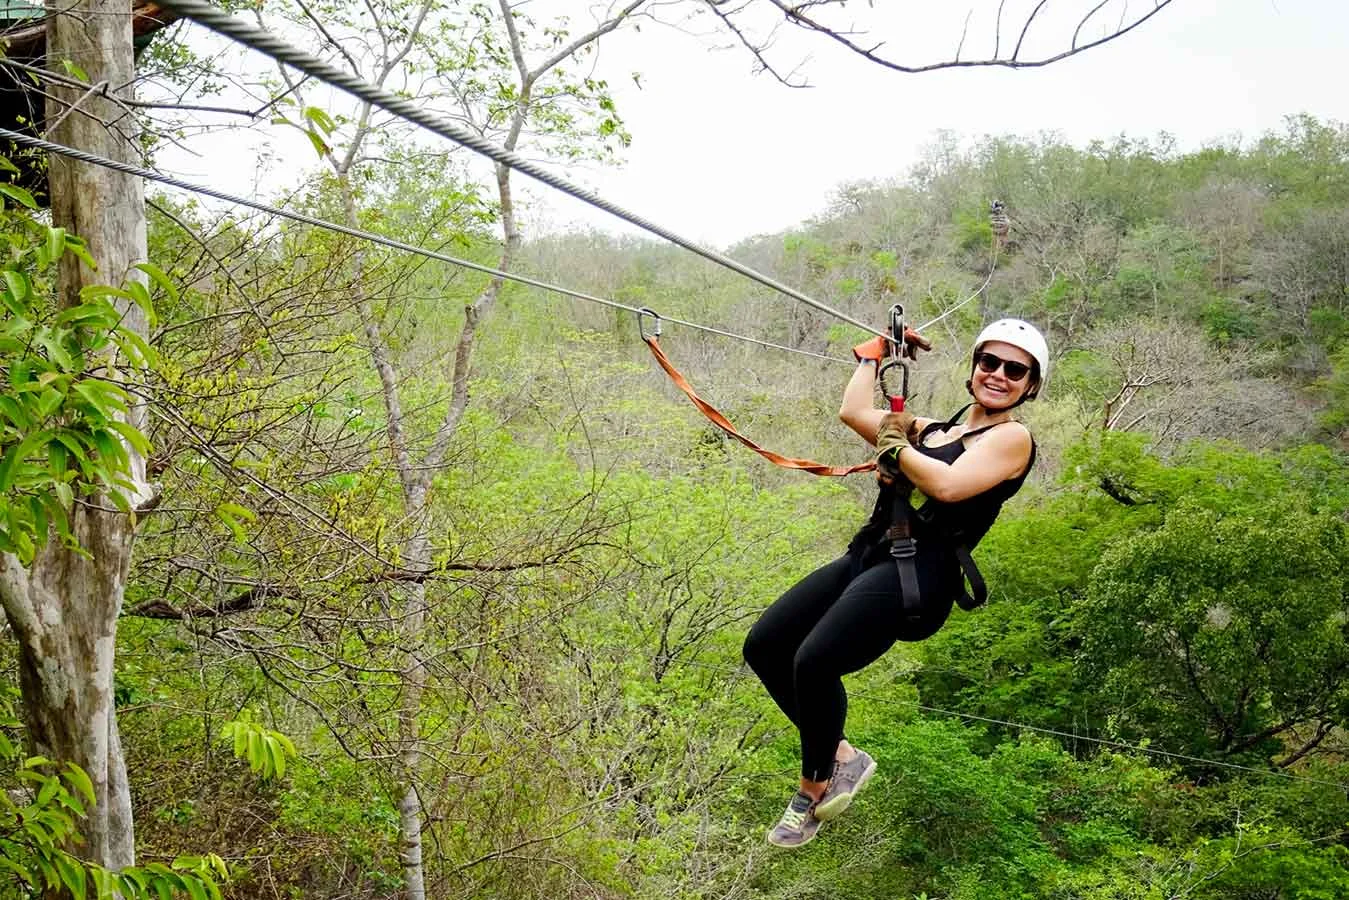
[743,552,955,781]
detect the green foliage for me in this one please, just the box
[1082,502,1348,760]
[0,199,155,564]
[1316,344,1349,436]
[0,688,229,899]
[219,712,297,780]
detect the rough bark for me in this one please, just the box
[0,0,148,873]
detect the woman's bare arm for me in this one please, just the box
[839,362,935,445]
[897,422,1033,502]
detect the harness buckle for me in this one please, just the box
[889,537,917,560]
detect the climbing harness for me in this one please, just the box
[877,408,1002,615]
[637,308,876,477]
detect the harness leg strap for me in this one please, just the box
[889,538,922,615]
[886,490,922,615]
[953,544,987,611]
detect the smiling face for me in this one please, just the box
[970,340,1037,410]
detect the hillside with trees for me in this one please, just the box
[1,2,1347,898]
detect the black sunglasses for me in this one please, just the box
[973,351,1033,382]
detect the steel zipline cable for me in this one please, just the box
[674,657,1349,791]
[0,128,848,366]
[154,0,893,347]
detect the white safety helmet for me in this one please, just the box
[972,318,1049,401]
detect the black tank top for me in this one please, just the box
[849,405,1037,556]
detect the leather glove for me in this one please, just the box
[874,411,915,486]
[852,334,889,364]
[877,410,917,448]
[853,328,932,363]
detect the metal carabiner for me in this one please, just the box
[877,357,909,412]
[637,306,662,342]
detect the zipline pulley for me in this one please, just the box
[878,303,910,412]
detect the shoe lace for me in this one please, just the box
[779,795,812,829]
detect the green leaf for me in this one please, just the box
[73,381,129,416]
[46,226,66,262]
[119,867,150,891]
[216,502,255,544]
[53,853,87,900]
[63,762,96,805]
[134,262,179,302]
[4,268,29,303]
[91,866,116,900]
[38,387,64,419]
[273,732,297,757]
[0,394,31,430]
[113,328,156,366]
[34,855,58,890]
[0,856,34,886]
[61,58,90,83]
[302,105,337,134]
[246,729,261,772]
[34,330,76,372]
[36,774,59,806]
[304,128,330,158]
[125,280,155,326]
[266,737,285,778]
[107,420,151,457]
[0,430,54,492]
[63,237,97,271]
[0,182,38,209]
[184,876,208,900]
[0,285,25,317]
[0,155,20,174]
[55,302,116,329]
[29,495,49,536]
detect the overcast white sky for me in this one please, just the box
[161,0,1349,248]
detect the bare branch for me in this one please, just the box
[713,0,1176,75]
[1012,0,1052,62]
[705,0,810,87]
[1073,0,1113,50]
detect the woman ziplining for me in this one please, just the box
[742,315,1047,848]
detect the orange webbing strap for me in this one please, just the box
[642,336,876,477]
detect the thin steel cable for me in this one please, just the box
[155,0,893,345]
[674,657,1348,790]
[650,312,847,365]
[0,127,849,365]
[914,241,999,333]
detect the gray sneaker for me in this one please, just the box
[814,749,877,821]
[766,790,822,848]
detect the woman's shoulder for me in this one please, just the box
[966,419,1034,458]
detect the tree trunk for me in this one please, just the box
[0,0,147,873]
[396,535,430,900]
